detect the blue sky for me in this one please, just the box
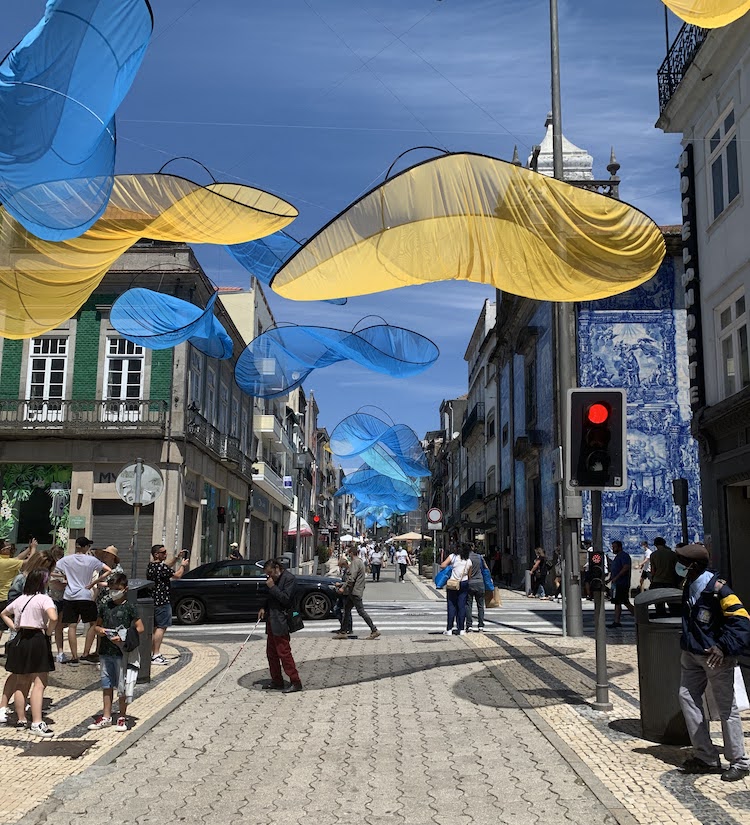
[4,0,684,442]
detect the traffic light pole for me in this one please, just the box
[591,489,613,711]
[550,0,584,638]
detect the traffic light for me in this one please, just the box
[566,389,626,490]
[312,514,321,526]
[588,549,605,592]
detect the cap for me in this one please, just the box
[676,543,709,563]
[230,542,239,548]
[75,536,93,548]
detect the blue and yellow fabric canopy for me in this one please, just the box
[663,0,749,26]
[271,152,665,304]
[111,288,232,359]
[234,322,439,399]
[0,0,153,241]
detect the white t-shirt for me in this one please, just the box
[449,555,472,582]
[57,553,104,601]
[395,549,409,565]
[6,594,55,629]
[370,551,383,564]
[641,548,653,573]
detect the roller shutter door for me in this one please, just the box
[91,499,155,578]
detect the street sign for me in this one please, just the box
[283,475,293,488]
[427,507,442,523]
[428,522,442,531]
[115,460,164,507]
[69,515,86,529]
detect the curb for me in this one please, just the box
[406,568,444,601]
[467,638,639,825]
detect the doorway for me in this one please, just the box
[726,485,750,608]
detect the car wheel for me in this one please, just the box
[175,597,206,625]
[300,591,331,620]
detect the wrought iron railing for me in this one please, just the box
[657,23,709,114]
[220,435,243,465]
[0,399,167,432]
[461,402,485,444]
[187,413,222,454]
[460,481,485,512]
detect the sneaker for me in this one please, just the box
[333,632,350,640]
[65,658,79,666]
[442,629,454,636]
[366,630,381,640]
[459,630,468,636]
[15,719,27,728]
[30,721,53,738]
[114,717,128,733]
[281,682,303,694]
[0,707,10,724]
[55,652,66,663]
[151,655,168,666]
[80,654,99,665]
[682,756,721,774]
[87,716,112,731]
[721,765,750,782]
[477,626,485,632]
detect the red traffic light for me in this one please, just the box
[591,552,602,564]
[312,515,321,524]
[586,403,610,425]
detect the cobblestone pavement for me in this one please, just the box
[1,640,222,825]
[17,633,617,825]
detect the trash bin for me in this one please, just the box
[634,588,689,745]
[127,578,154,684]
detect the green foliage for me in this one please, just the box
[317,544,331,564]
[0,464,72,542]
[420,545,435,565]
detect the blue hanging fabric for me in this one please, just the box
[225,232,347,305]
[235,324,438,399]
[0,0,153,240]
[111,288,233,359]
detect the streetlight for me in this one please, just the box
[292,448,312,571]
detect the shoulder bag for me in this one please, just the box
[5,595,36,651]
[480,558,495,592]
[287,607,304,633]
[435,556,454,589]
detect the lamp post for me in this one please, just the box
[292,449,312,572]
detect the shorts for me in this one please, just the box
[62,599,98,624]
[154,604,173,629]
[99,654,138,701]
[611,585,631,605]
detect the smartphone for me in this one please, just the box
[181,550,190,560]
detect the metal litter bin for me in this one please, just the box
[634,588,689,745]
[127,578,154,684]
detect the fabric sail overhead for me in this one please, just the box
[271,152,665,304]
[234,323,439,399]
[0,173,297,339]
[662,0,750,26]
[0,0,154,241]
[111,289,233,359]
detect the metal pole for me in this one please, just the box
[130,459,144,579]
[591,490,612,711]
[680,502,689,545]
[295,467,302,572]
[550,0,583,637]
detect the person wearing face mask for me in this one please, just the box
[677,544,750,781]
[88,573,144,732]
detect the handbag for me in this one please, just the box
[434,565,451,589]
[485,589,502,608]
[5,595,35,652]
[481,559,495,592]
[287,608,304,633]
[446,578,460,591]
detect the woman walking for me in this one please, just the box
[1,570,57,736]
[440,543,474,636]
[529,548,549,599]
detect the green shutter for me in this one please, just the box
[0,340,23,400]
[150,350,173,401]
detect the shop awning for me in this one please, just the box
[283,512,313,537]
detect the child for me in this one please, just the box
[88,573,143,732]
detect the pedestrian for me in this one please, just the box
[676,543,750,781]
[465,546,487,633]
[500,550,512,588]
[529,548,548,598]
[56,537,111,665]
[228,543,241,560]
[88,572,144,732]
[638,539,653,592]
[395,545,410,582]
[388,544,395,564]
[440,543,474,636]
[551,550,563,601]
[146,544,189,666]
[0,570,57,737]
[333,558,353,635]
[258,558,303,694]
[369,547,383,582]
[0,540,35,647]
[649,536,679,616]
[607,540,634,628]
[335,551,380,640]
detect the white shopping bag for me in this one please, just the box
[704,665,750,721]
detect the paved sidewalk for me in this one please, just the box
[1,640,224,825]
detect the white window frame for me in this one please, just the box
[707,105,740,223]
[716,289,750,400]
[25,337,68,422]
[103,337,144,421]
[188,349,203,409]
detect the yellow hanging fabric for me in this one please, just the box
[662,0,750,26]
[0,174,297,338]
[271,153,665,304]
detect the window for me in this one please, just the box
[486,410,496,441]
[502,423,509,446]
[708,107,740,222]
[25,337,68,421]
[525,359,537,428]
[717,291,750,399]
[188,349,203,408]
[486,466,496,496]
[219,381,229,434]
[206,366,217,423]
[104,338,144,421]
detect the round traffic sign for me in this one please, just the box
[427,507,442,523]
[115,461,164,507]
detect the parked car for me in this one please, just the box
[170,559,341,625]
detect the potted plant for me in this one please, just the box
[316,543,331,575]
[420,545,435,579]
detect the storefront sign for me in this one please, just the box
[69,516,86,529]
[184,473,199,501]
[679,143,705,410]
[252,490,270,518]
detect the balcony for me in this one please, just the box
[461,403,485,444]
[256,414,283,443]
[252,460,293,504]
[460,482,485,512]
[657,23,709,114]
[220,435,243,466]
[0,399,167,437]
[187,414,222,455]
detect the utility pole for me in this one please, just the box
[591,490,613,710]
[550,0,584,637]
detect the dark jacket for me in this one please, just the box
[264,569,296,636]
[468,552,485,593]
[681,572,750,657]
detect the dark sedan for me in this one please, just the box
[170,559,341,625]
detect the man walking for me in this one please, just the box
[465,545,487,632]
[146,545,188,666]
[395,545,410,582]
[649,536,679,617]
[607,540,634,629]
[677,544,750,781]
[258,558,302,694]
[369,546,383,582]
[335,551,380,640]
